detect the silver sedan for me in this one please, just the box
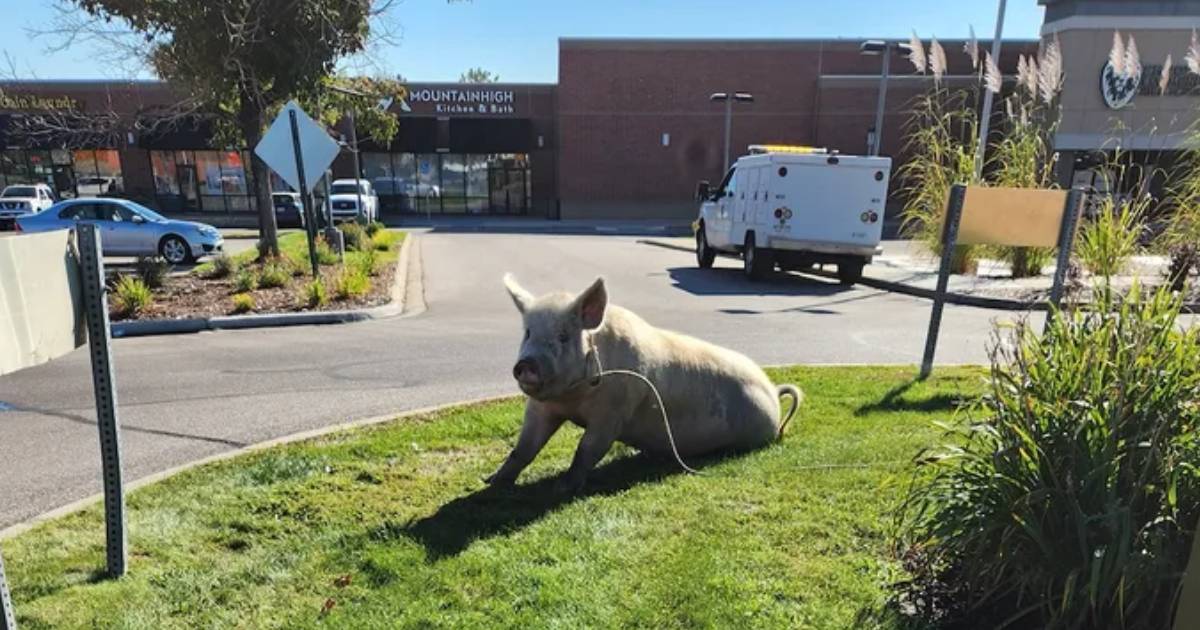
[15,198,224,264]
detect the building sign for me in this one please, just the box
[398,86,518,116]
[1100,61,1140,109]
[0,90,81,112]
[1101,62,1200,110]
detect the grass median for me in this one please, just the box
[3,366,984,629]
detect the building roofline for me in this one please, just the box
[559,36,1040,48]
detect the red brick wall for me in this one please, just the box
[557,38,1036,220]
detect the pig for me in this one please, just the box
[486,274,803,494]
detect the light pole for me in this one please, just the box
[859,40,913,157]
[975,0,1008,179]
[710,92,754,172]
[329,84,368,225]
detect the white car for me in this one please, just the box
[0,183,57,229]
[694,145,891,285]
[328,179,378,223]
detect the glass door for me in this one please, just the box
[177,165,200,211]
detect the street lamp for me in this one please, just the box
[329,84,372,226]
[859,40,912,157]
[710,91,754,172]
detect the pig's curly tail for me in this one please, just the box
[776,384,804,439]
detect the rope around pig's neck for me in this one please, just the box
[571,334,703,475]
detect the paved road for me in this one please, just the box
[0,233,1025,530]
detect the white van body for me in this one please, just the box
[695,148,891,283]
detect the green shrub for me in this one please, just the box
[205,254,239,279]
[1076,195,1144,280]
[340,221,373,252]
[897,286,1200,629]
[112,275,153,316]
[353,248,379,277]
[372,229,397,251]
[303,279,328,307]
[135,256,170,289]
[315,237,339,265]
[334,267,371,300]
[365,221,385,237]
[230,293,255,314]
[284,251,307,276]
[257,262,290,289]
[232,269,258,293]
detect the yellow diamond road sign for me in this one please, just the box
[254,100,340,194]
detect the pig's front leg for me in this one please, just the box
[486,402,564,486]
[557,417,623,494]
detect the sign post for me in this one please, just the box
[77,223,126,577]
[1,547,15,630]
[254,101,341,278]
[919,185,1084,379]
[288,109,320,277]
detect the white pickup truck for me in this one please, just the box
[694,145,891,284]
[0,183,57,231]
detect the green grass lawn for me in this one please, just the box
[193,228,404,277]
[2,366,985,629]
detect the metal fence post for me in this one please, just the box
[1045,188,1085,332]
[0,547,15,630]
[919,184,967,379]
[77,223,126,578]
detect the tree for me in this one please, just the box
[459,67,499,83]
[66,0,397,255]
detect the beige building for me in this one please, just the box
[1041,0,1200,189]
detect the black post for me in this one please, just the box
[77,223,126,578]
[919,184,967,379]
[289,110,320,278]
[1,546,15,630]
[1046,188,1085,322]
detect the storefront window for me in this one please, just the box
[151,151,180,195]
[466,154,489,214]
[439,154,467,214]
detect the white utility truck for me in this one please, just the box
[694,145,891,284]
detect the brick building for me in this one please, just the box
[23,30,1192,223]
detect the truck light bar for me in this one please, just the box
[748,144,829,155]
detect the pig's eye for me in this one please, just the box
[558,332,570,344]
[524,329,530,340]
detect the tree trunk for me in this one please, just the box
[239,102,278,258]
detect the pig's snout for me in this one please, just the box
[513,358,542,393]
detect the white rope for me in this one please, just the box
[596,368,704,476]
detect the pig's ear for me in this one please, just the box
[575,277,608,330]
[503,273,534,313]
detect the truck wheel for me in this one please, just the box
[837,260,864,285]
[696,226,715,269]
[743,233,772,280]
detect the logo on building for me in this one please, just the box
[0,90,82,112]
[401,87,517,116]
[1100,60,1140,110]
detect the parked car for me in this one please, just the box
[76,177,119,197]
[328,179,379,223]
[15,198,223,264]
[272,192,305,229]
[694,145,891,284]
[0,183,56,230]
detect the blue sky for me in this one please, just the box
[1,0,1045,82]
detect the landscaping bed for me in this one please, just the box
[109,226,405,321]
[2,366,984,629]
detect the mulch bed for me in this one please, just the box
[110,257,398,322]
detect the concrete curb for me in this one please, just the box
[0,392,516,542]
[636,239,1200,313]
[111,234,414,338]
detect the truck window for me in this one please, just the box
[716,167,735,197]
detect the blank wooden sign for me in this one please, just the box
[956,186,1069,248]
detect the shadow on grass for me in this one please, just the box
[398,451,735,559]
[854,379,965,417]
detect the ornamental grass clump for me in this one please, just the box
[896,285,1200,629]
